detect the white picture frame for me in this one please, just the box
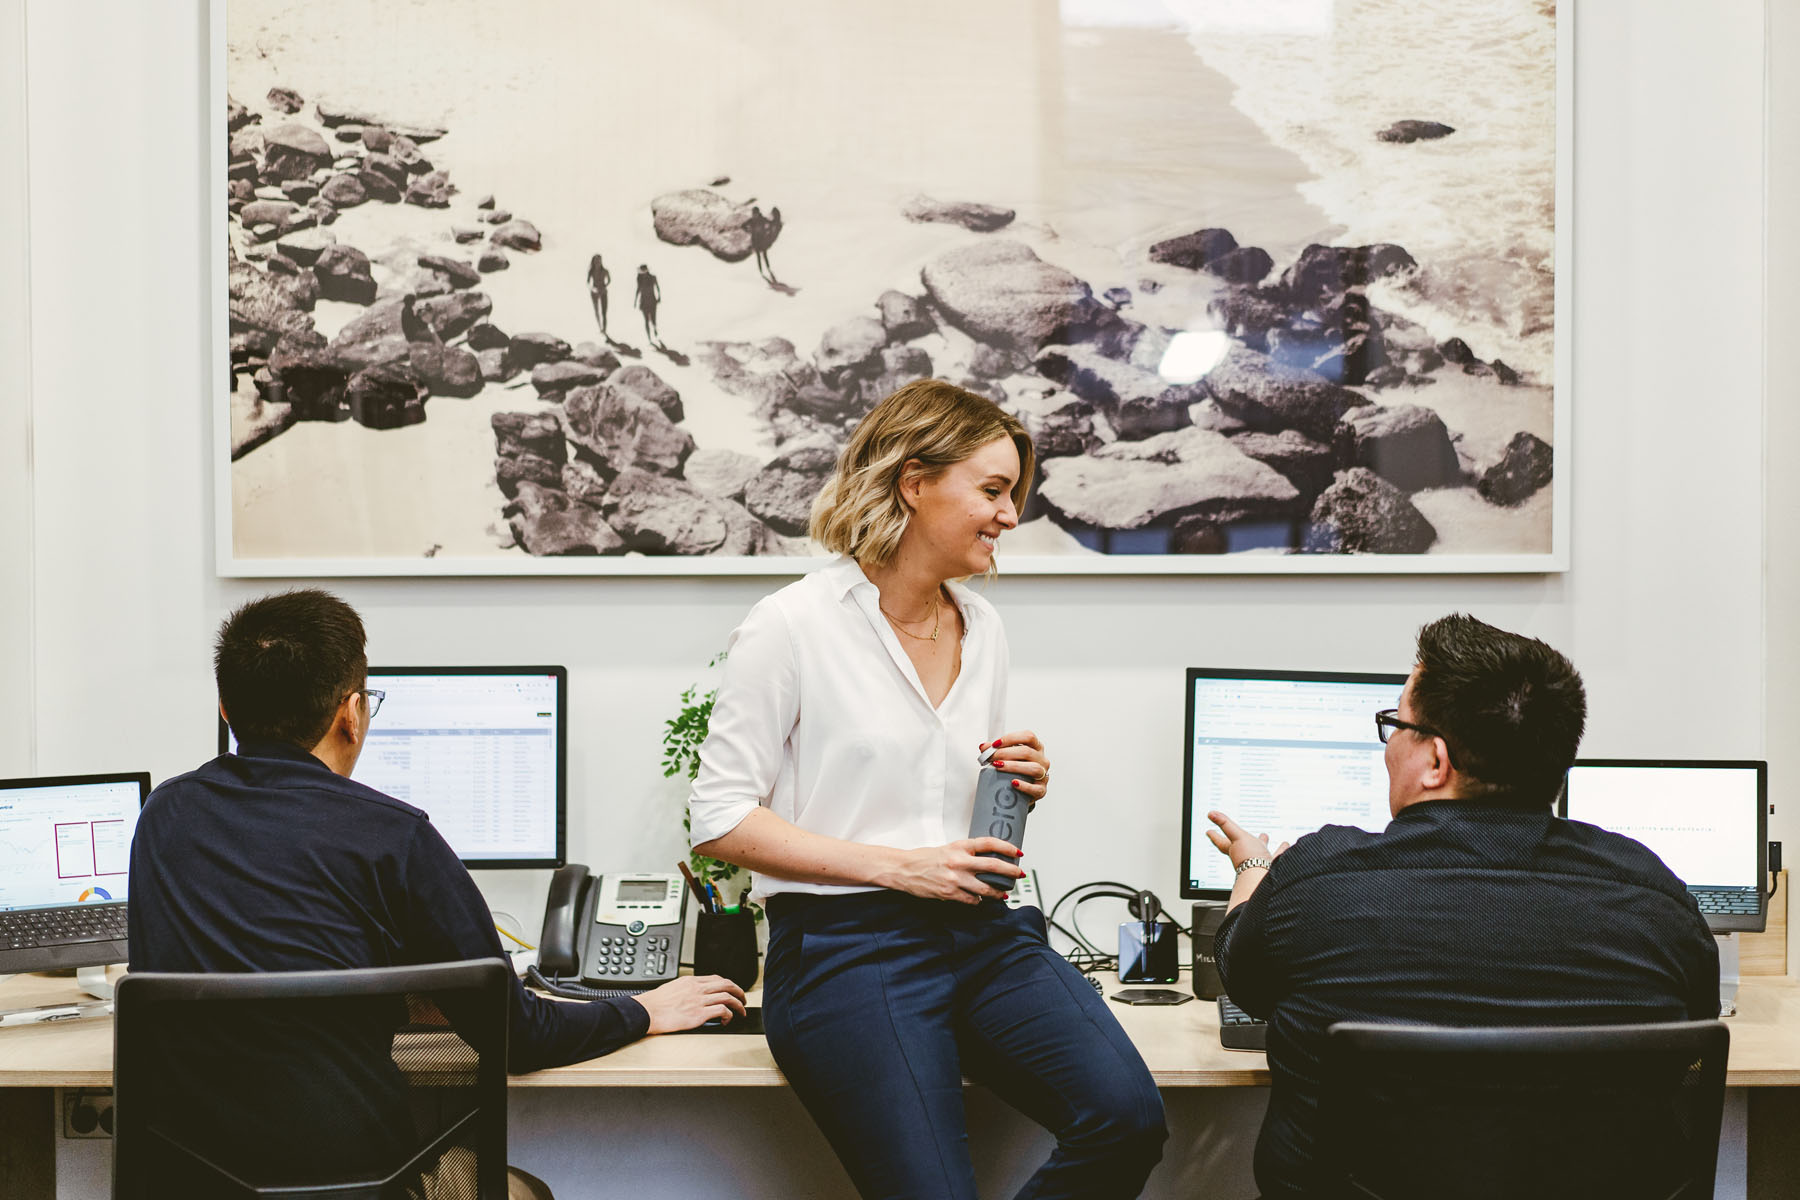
[213,0,1571,577]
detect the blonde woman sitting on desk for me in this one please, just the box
[690,380,1166,1200]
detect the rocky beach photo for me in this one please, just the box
[223,0,1560,571]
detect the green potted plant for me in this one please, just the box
[660,654,757,913]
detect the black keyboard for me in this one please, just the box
[0,903,128,950]
[1217,995,1267,1052]
[1693,889,1760,915]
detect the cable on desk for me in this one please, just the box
[1045,880,1193,987]
[524,964,650,1002]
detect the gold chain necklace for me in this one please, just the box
[879,593,941,643]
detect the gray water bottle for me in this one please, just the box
[969,760,1030,891]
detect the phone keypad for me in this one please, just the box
[595,931,678,980]
[597,934,637,978]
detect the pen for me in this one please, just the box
[0,1000,112,1028]
[707,882,724,914]
[677,861,713,910]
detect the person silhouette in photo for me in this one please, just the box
[399,294,440,349]
[586,254,611,340]
[746,205,783,285]
[635,264,661,347]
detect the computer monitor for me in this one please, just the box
[221,666,567,870]
[0,772,151,976]
[1181,667,1407,899]
[1560,759,1768,933]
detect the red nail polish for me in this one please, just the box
[1010,780,1021,789]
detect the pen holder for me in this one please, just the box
[693,908,760,990]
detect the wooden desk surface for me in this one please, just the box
[518,981,1275,1089]
[7,969,1800,1089]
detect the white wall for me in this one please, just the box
[1767,0,1800,955]
[14,0,1789,1195]
[1,0,33,780]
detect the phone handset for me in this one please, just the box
[537,863,593,978]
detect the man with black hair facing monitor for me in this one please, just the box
[129,589,746,1198]
[1205,613,1719,1198]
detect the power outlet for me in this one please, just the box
[62,1089,113,1138]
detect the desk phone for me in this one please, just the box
[537,866,687,990]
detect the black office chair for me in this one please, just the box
[1319,1019,1729,1200]
[114,959,510,1200]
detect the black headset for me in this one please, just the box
[1127,889,1163,936]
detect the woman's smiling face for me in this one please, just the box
[901,435,1021,577]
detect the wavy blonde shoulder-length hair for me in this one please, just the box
[809,379,1036,569]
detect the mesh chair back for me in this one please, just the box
[1320,1020,1729,1200]
[115,959,510,1200]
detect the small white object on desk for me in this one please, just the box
[0,999,112,1028]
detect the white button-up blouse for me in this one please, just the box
[687,557,1009,899]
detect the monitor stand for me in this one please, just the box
[76,965,114,1002]
[1717,933,1739,1017]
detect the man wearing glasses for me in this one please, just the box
[1203,613,1719,1199]
[128,589,744,1197]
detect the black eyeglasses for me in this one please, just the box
[358,689,385,719]
[1374,709,1453,765]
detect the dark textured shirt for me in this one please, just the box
[1214,798,1721,1198]
[128,741,648,1171]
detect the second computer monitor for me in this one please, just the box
[221,666,567,870]
[1181,667,1407,899]
[1561,759,1767,933]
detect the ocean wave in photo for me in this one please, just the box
[1152,0,1559,381]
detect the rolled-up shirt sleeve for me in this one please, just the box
[688,596,800,847]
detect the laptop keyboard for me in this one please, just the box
[1218,995,1267,1051]
[1694,889,1760,915]
[0,903,128,950]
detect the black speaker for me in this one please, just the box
[1191,901,1229,999]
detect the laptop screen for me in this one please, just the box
[1562,761,1765,890]
[0,774,151,912]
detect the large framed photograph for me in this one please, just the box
[215,0,1570,576]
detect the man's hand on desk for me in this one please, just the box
[635,974,748,1035]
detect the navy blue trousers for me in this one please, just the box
[764,891,1167,1200]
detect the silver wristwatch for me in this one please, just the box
[1235,856,1274,877]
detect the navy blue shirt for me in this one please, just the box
[1215,798,1720,1198]
[129,741,648,1072]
